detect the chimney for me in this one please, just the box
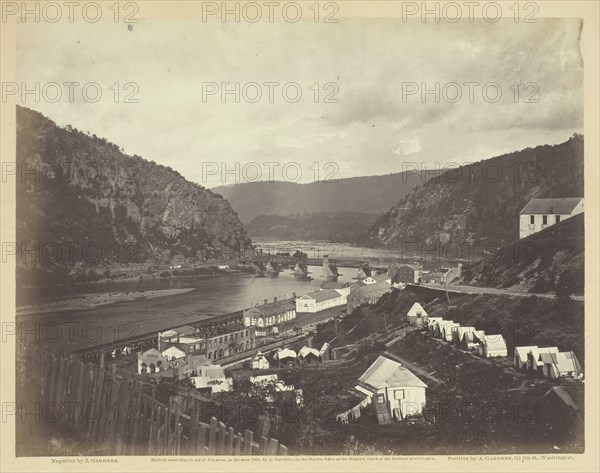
[274,297,278,302]
[292,292,296,298]
[263,298,268,305]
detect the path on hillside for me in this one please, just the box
[417,283,584,302]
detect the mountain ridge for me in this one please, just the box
[369,135,584,250]
[212,170,431,224]
[16,106,251,286]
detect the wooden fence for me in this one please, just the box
[17,344,288,456]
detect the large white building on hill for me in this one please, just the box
[519,197,583,239]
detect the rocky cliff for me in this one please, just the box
[369,135,584,251]
[16,106,250,285]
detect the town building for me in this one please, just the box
[478,334,508,358]
[159,325,256,361]
[319,342,332,361]
[346,281,392,313]
[426,317,444,332]
[161,344,187,361]
[243,298,296,336]
[356,355,427,421]
[519,197,584,239]
[296,289,347,313]
[137,348,168,374]
[320,281,351,297]
[406,302,429,327]
[298,346,320,364]
[191,364,232,394]
[274,347,297,367]
[391,264,421,284]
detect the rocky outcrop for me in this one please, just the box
[16,106,250,284]
[369,135,584,251]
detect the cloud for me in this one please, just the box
[16,18,583,187]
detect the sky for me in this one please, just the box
[16,16,583,188]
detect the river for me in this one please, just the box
[16,265,360,353]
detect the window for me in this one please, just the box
[555,215,561,223]
[394,390,405,400]
[530,215,535,224]
[542,215,548,225]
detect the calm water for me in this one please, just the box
[18,265,360,352]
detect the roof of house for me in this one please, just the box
[350,281,391,297]
[321,281,349,290]
[407,302,428,318]
[372,274,391,283]
[300,289,344,303]
[274,348,296,359]
[359,355,427,390]
[140,348,163,358]
[520,197,583,215]
[299,346,320,358]
[482,335,507,351]
[542,386,579,411]
[187,354,210,366]
[245,299,295,317]
[393,264,420,271]
[319,342,330,355]
[161,344,187,358]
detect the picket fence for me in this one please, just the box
[17,344,288,456]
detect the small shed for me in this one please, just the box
[251,351,270,370]
[274,347,297,367]
[527,346,559,371]
[514,345,539,370]
[406,302,429,326]
[456,326,475,346]
[298,346,320,364]
[540,351,583,379]
[441,322,460,343]
[478,334,508,358]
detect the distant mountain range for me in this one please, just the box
[16,106,250,286]
[212,171,430,224]
[369,135,584,250]
[245,211,379,243]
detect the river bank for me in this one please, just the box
[16,288,197,317]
